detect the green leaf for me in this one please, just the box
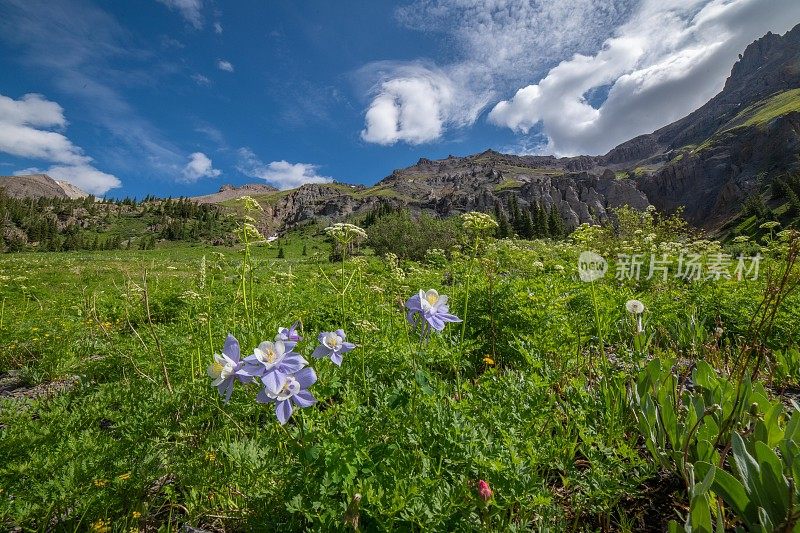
[698,461,758,529]
[732,433,759,496]
[689,493,713,533]
[668,519,685,533]
[414,369,434,395]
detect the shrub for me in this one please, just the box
[367,210,465,261]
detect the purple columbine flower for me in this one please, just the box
[256,367,317,424]
[207,334,251,403]
[276,322,302,346]
[312,329,355,366]
[405,289,462,335]
[241,340,308,394]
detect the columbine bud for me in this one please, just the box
[477,480,492,502]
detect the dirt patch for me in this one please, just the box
[615,470,684,531]
[0,370,79,401]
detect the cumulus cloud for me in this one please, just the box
[156,0,203,29]
[0,92,120,195]
[489,0,800,155]
[213,21,223,34]
[181,152,220,182]
[362,64,460,145]
[360,0,634,145]
[217,60,234,72]
[43,164,121,195]
[236,148,332,190]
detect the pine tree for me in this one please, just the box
[548,206,565,239]
[521,211,534,239]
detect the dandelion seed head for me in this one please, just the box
[625,299,645,315]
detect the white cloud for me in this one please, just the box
[217,60,234,72]
[213,21,223,34]
[361,64,459,145]
[156,0,203,29]
[360,0,633,144]
[0,92,120,195]
[44,164,121,195]
[191,73,211,85]
[489,0,800,155]
[236,148,332,190]
[181,152,220,182]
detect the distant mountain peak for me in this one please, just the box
[0,174,89,200]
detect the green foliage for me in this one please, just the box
[366,210,465,261]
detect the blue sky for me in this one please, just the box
[1,0,799,198]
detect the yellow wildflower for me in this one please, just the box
[483,356,495,365]
[90,518,110,532]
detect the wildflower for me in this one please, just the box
[205,451,217,462]
[117,472,131,481]
[312,330,355,366]
[405,289,462,335]
[477,480,492,502]
[239,195,264,213]
[461,211,498,233]
[483,356,495,365]
[207,334,251,403]
[257,367,317,424]
[90,519,110,533]
[625,299,645,314]
[324,223,367,243]
[276,322,303,344]
[626,299,645,333]
[131,511,141,519]
[93,478,108,487]
[242,340,308,393]
[239,222,265,242]
[759,221,780,230]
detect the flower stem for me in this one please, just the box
[457,237,480,394]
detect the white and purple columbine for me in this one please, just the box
[405,289,461,336]
[207,334,251,403]
[257,367,317,425]
[241,339,308,394]
[312,329,355,366]
[276,321,302,344]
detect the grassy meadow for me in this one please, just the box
[1,214,800,532]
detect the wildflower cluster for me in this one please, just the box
[323,223,367,244]
[461,211,499,234]
[208,323,356,424]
